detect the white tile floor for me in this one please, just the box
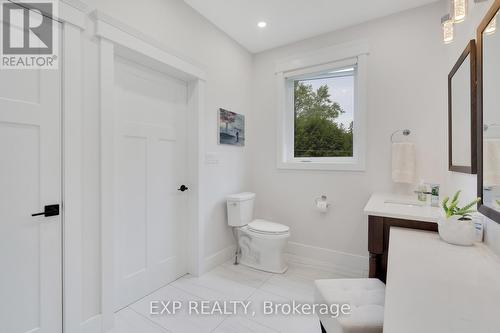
[115,260,342,333]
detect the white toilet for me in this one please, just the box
[227,192,290,273]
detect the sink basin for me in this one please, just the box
[364,193,440,224]
[384,199,425,207]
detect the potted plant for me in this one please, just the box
[438,191,481,246]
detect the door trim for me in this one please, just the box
[93,11,206,332]
[3,1,88,331]
[58,2,88,333]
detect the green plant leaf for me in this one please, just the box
[441,191,481,219]
[442,197,449,214]
[448,200,458,214]
[442,197,449,207]
[456,198,481,215]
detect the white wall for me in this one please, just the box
[77,0,253,326]
[250,2,449,273]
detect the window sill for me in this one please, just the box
[277,160,365,171]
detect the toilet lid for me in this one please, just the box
[248,219,290,234]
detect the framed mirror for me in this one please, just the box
[448,40,477,174]
[477,0,500,222]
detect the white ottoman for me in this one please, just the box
[314,278,385,333]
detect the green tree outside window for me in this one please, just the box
[294,81,353,158]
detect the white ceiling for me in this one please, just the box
[183,0,439,53]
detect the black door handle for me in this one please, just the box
[32,204,60,217]
[177,185,189,192]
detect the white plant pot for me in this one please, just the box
[438,215,476,246]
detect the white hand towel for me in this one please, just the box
[484,139,500,187]
[392,142,416,184]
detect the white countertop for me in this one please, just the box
[364,192,440,223]
[384,228,500,333]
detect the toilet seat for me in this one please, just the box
[247,219,290,235]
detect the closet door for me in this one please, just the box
[0,10,62,333]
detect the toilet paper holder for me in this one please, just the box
[315,195,331,212]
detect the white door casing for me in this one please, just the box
[95,13,206,331]
[113,57,189,310]
[0,25,62,333]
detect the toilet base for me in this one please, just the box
[237,227,290,274]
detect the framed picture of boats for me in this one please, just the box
[218,108,245,146]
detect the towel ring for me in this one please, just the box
[390,129,411,143]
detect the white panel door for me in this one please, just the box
[114,57,189,310]
[0,25,62,333]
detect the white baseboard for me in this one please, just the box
[285,241,369,278]
[81,314,102,333]
[203,245,236,274]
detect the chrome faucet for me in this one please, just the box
[414,181,429,202]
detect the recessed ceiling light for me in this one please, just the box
[257,21,267,28]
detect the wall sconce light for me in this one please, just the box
[442,14,454,44]
[485,15,497,35]
[452,0,467,23]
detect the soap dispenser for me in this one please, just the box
[429,184,440,207]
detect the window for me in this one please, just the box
[293,66,355,159]
[276,43,368,171]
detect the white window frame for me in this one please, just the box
[276,42,369,171]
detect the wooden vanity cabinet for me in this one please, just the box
[368,215,438,282]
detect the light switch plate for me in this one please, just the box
[205,152,220,165]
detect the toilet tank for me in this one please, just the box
[226,192,256,227]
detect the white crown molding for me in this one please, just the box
[90,10,206,81]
